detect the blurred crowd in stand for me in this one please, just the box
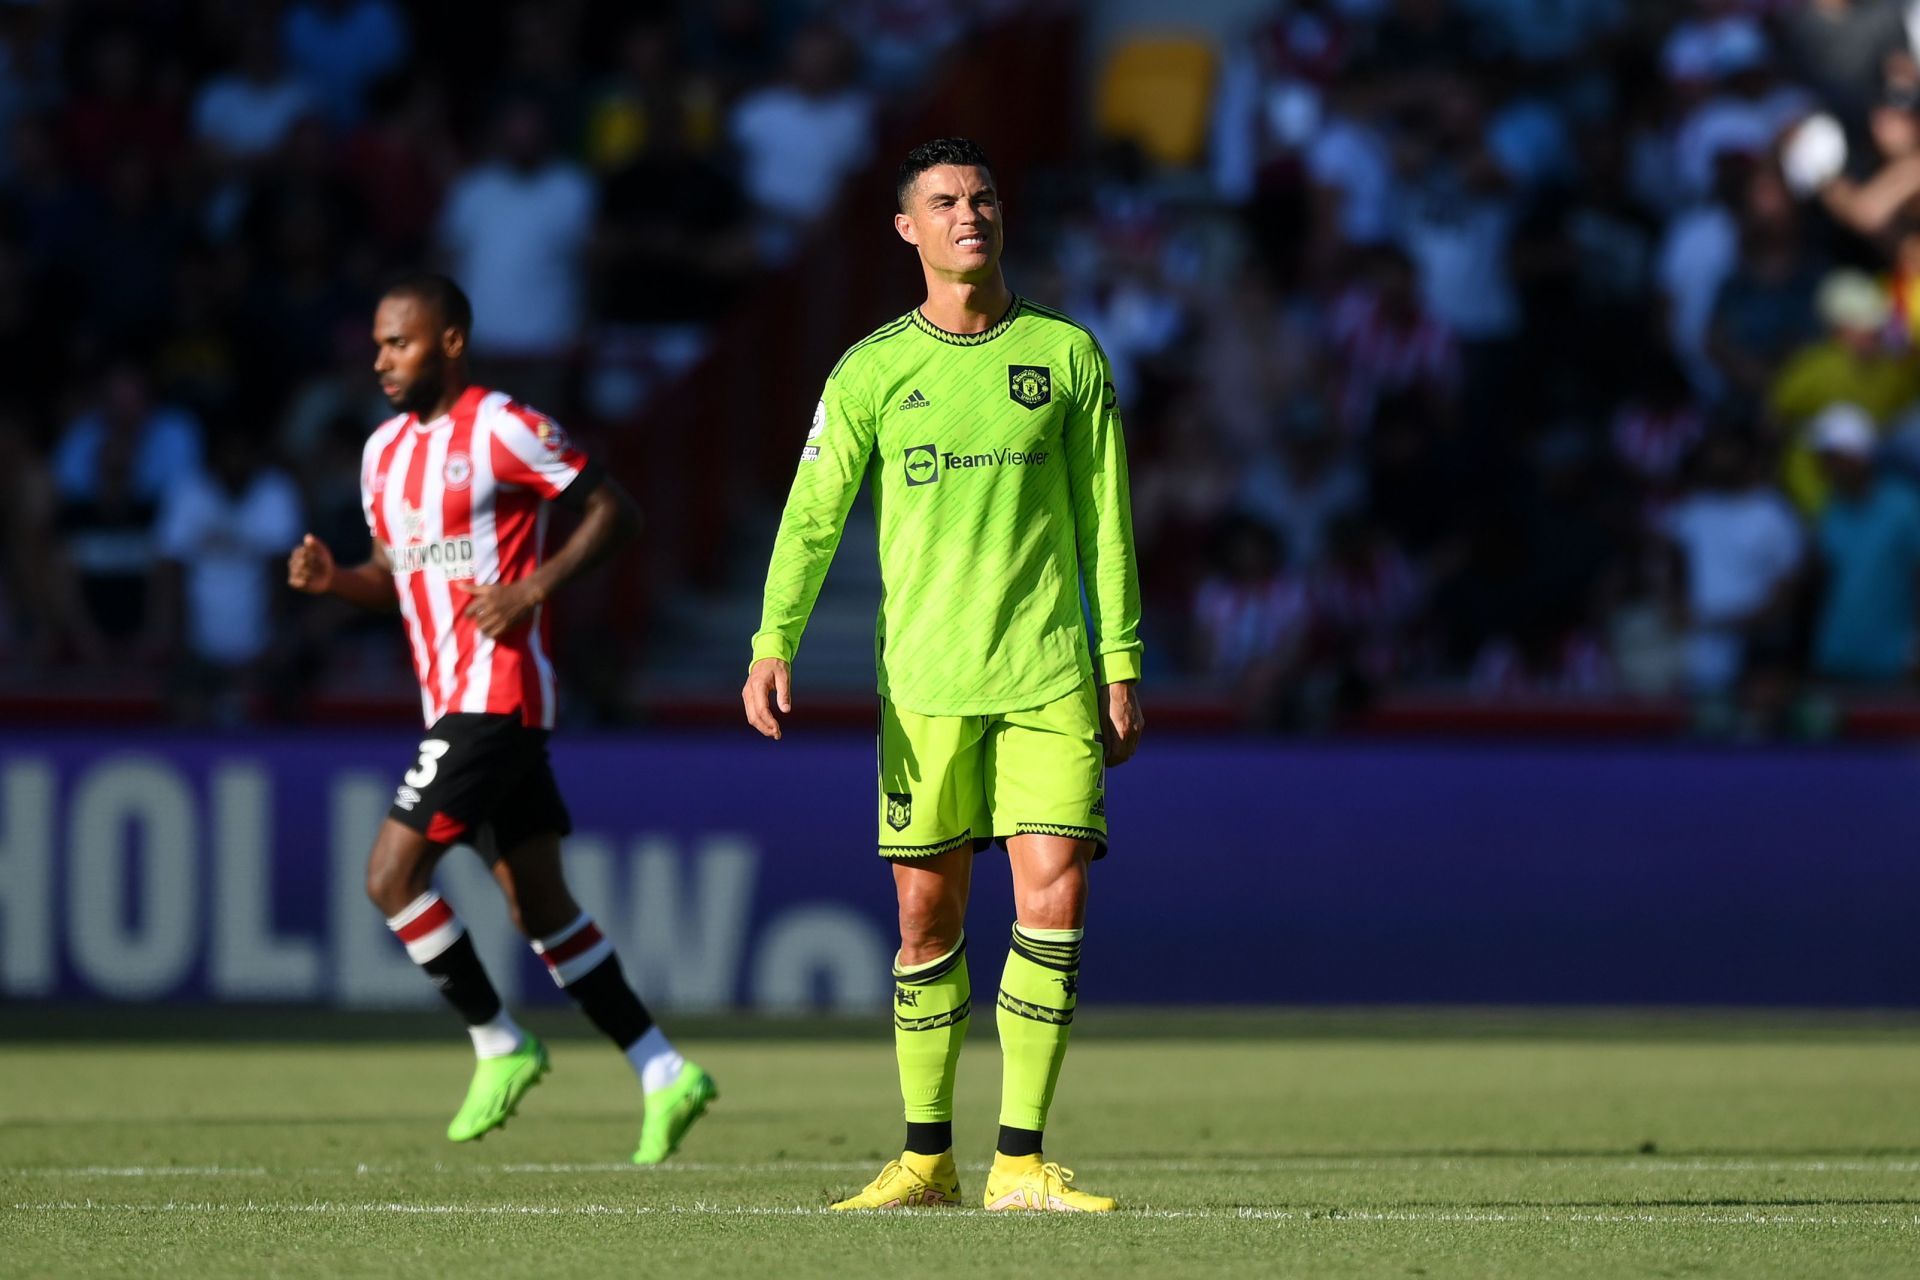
[0,0,983,722]
[1035,0,1920,731]
[8,0,1920,734]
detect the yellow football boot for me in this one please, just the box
[829,1151,962,1210]
[982,1154,1116,1212]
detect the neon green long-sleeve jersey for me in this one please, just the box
[750,296,1144,716]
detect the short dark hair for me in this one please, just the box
[381,271,473,337]
[895,137,992,212]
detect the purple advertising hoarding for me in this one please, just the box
[0,732,1915,1009]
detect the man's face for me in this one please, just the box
[372,294,459,416]
[895,164,1002,281]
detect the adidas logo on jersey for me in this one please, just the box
[899,389,931,410]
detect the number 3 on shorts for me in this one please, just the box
[405,739,451,789]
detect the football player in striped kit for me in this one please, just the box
[288,273,715,1161]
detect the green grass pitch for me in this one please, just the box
[3,1010,1918,1278]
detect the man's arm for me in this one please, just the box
[1064,344,1146,764]
[454,473,640,638]
[743,379,875,739]
[288,533,401,611]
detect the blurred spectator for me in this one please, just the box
[1670,20,1809,202]
[153,429,303,722]
[438,97,593,360]
[583,17,721,176]
[59,26,181,185]
[729,23,872,243]
[1706,166,1823,407]
[0,4,56,182]
[1238,398,1366,569]
[1192,516,1312,720]
[1469,617,1617,698]
[0,405,57,661]
[281,0,409,127]
[1771,268,1920,510]
[1326,244,1457,433]
[339,76,456,256]
[1312,513,1426,694]
[1661,432,1805,695]
[593,22,752,332]
[79,149,185,348]
[1611,356,1708,496]
[192,21,317,163]
[1783,0,1915,138]
[54,361,203,504]
[1807,403,1920,684]
[49,427,160,665]
[836,0,968,92]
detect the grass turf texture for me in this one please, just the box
[3,1011,1917,1278]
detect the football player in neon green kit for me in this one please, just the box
[743,138,1144,1212]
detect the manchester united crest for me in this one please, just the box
[886,792,912,831]
[1007,364,1051,410]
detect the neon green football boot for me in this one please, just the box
[632,1061,719,1165]
[446,1036,549,1142]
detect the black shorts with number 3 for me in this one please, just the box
[387,712,572,859]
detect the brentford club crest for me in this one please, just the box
[536,418,569,454]
[443,451,472,490]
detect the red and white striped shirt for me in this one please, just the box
[360,385,591,728]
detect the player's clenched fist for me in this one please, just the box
[288,533,335,594]
[742,657,791,741]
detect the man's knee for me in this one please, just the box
[1014,850,1090,931]
[897,878,964,963]
[365,824,436,915]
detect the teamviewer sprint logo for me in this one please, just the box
[904,443,939,486]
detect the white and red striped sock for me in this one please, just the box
[387,892,464,964]
[529,912,615,985]
[387,891,524,1058]
[532,913,681,1091]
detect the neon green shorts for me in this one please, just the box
[877,684,1107,860]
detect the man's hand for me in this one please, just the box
[287,533,335,594]
[743,657,792,740]
[1101,680,1143,767]
[453,579,545,639]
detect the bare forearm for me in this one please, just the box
[330,562,401,612]
[527,482,639,601]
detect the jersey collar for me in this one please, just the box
[910,295,1023,346]
[408,384,489,433]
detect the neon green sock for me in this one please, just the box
[894,935,970,1124]
[996,923,1081,1132]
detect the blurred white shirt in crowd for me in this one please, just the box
[192,73,315,159]
[1657,203,1739,395]
[157,467,303,667]
[439,161,595,357]
[730,86,873,222]
[54,406,204,503]
[282,0,409,125]
[1307,116,1396,246]
[1662,487,1804,692]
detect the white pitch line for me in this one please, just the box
[6,1157,1919,1179]
[6,1200,1919,1229]
[0,1166,269,1178]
